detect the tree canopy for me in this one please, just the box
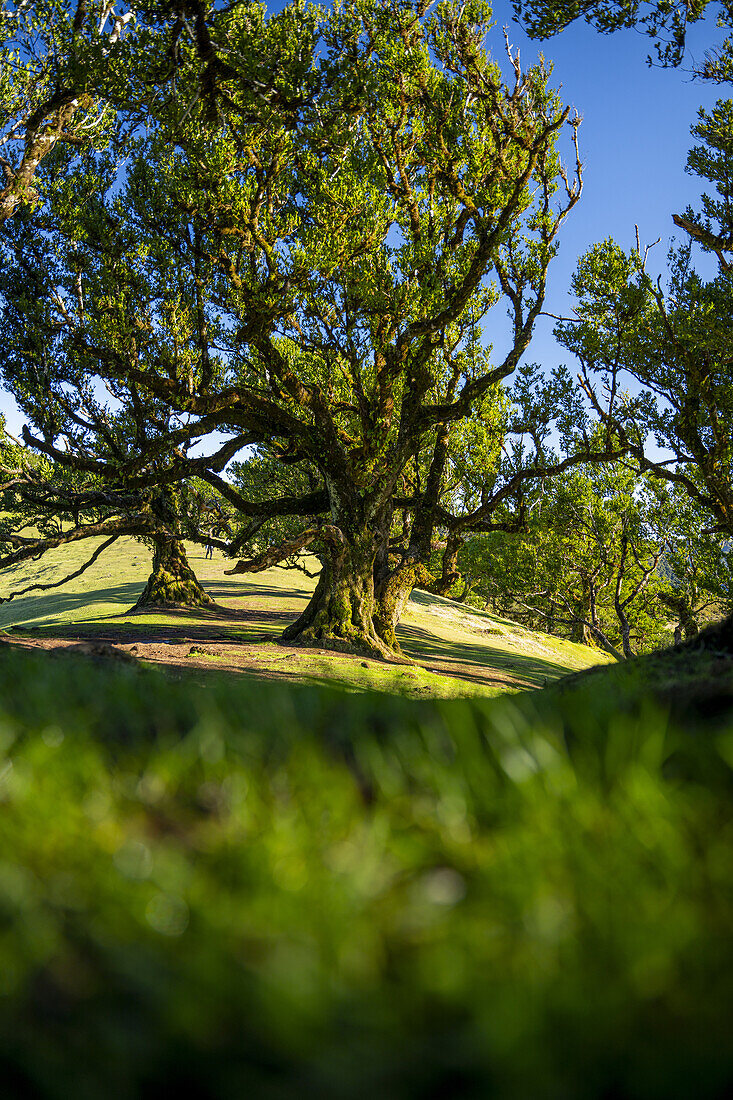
[1,0,592,657]
[554,100,733,545]
[2,0,732,662]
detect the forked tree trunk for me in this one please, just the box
[660,591,699,641]
[429,532,463,597]
[570,617,595,647]
[281,530,396,658]
[134,536,213,610]
[373,566,416,653]
[373,560,432,652]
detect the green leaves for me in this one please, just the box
[513,0,721,69]
[555,98,733,542]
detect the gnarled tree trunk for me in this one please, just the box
[281,527,395,658]
[429,532,464,598]
[660,591,699,642]
[133,536,213,610]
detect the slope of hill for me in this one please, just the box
[0,536,613,697]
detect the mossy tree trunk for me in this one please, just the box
[429,532,464,597]
[285,537,428,657]
[371,433,450,651]
[373,564,416,653]
[373,560,434,652]
[134,536,213,610]
[282,526,395,658]
[660,591,699,643]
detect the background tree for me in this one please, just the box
[456,461,685,658]
[557,247,733,540]
[417,360,624,606]
[656,484,732,639]
[549,102,731,615]
[0,197,237,608]
[0,418,159,603]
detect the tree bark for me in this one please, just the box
[373,560,434,651]
[281,527,397,658]
[133,536,213,610]
[570,576,599,647]
[570,599,596,646]
[373,563,418,652]
[660,591,699,641]
[429,532,463,597]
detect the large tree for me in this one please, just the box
[1,1,596,658]
[43,0,584,657]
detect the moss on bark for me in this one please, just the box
[281,537,400,660]
[373,563,432,651]
[133,537,213,610]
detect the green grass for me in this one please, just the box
[0,537,613,697]
[0,646,731,1098]
[1,541,732,1096]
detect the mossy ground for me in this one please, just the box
[0,644,731,1098]
[0,537,612,697]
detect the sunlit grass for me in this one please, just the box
[0,537,612,697]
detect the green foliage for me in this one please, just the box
[454,461,687,656]
[558,235,733,535]
[228,445,322,563]
[685,98,733,244]
[659,485,733,620]
[0,647,731,1096]
[0,0,585,651]
[0,0,153,220]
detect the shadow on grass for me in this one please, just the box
[2,588,303,646]
[3,571,580,693]
[12,617,292,645]
[0,574,308,631]
[397,621,581,688]
[0,582,147,630]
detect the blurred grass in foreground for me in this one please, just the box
[0,648,732,1098]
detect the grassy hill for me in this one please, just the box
[2,537,732,1097]
[0,638,731,1098]
[0,536,612,697]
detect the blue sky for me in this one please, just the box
[488,0,724,365]
[1,2,725,434]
